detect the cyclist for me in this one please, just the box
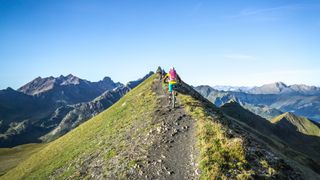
[156,66,163,80]
[163,67,181,99]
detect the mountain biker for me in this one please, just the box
[156,66,163,80]
[163,67,181,96]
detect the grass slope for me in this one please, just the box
[2,75,157,179]
[272,112,320,137]
[178,94,251,179]
[0,144,45,176]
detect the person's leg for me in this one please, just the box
[168,83,173,93]
[168,83,173,101]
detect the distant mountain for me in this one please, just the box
[41,72,154,142]
[0,88,43,123]
[240,102,283,120]
[272,112,320,137]
[212,85,252,92]
[0,88,52,146]
[18,74,122,105]
[248,82,320,95]
[0,73,152,147]
[194,85,320,122]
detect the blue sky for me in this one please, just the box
[1,0,320,89]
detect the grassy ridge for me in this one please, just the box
[0,144,45,176]
[2,75,157,179]
[272,112,320,137]
[178,94,252,179]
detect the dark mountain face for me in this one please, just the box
[0,72,153,147]
[18,74,123,105]
[0,88,50,130]
[194,85,320,122]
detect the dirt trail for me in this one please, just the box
[137,78,198,179]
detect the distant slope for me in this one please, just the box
[3,73,314,179]
[0,144,45,176]
[272,112,320,137]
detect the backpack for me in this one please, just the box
[169,69,177,81]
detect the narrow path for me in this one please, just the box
[139,78,198,179]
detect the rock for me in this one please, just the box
[171,129,179,136]
[195,168,201,175]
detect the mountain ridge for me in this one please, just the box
[195,85,320,122]
[3,73,318,179]
[205,82,320,95]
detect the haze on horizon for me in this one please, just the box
[1,0,320,89]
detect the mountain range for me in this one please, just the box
[211,82,320,95]
[0,72,153,147]
[1,73,319,179]
[195,82,320,122]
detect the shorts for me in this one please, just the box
[168,83,175,92]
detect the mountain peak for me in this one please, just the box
[66,74,75,78]
[274,81,287,87]
[5,87,15,91]
[102,76,112,81]
[248,81,291,94]
[59,74,81,85]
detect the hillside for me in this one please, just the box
[221,101,320,177]
[0,144,45,176]
[3,73,316,179]
[272,112,320,137]
[0,74,149,147]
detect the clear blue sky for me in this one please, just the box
[1,0,320,89]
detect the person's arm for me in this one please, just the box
[163,73,169,83]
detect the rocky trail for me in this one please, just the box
[135,78,198,179]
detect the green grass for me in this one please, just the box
[271,112,320,137]
[2,75,158,179]
[0,143,45,176]
[178,94,252,179]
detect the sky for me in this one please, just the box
[1,0,320,89]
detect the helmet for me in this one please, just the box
[170,67,175,71]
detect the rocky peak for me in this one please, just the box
[59,74,81,85]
